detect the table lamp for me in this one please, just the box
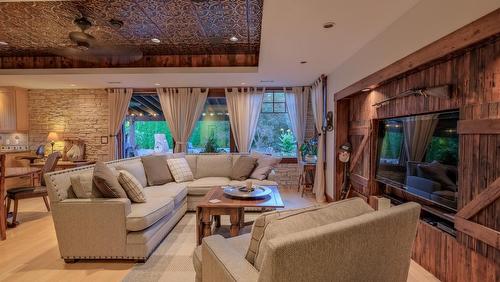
[47,132,60,154]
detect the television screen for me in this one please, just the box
[376,110,459,210]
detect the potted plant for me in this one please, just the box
[299,137,318,163]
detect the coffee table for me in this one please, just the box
[196,186,284,245]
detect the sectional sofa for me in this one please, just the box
[45,153,278,262]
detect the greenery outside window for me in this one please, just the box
[188,97,230,153]
[251,91,297,157]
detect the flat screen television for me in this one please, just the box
[376,110,459,211]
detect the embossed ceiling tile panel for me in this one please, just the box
[84,0,162,42]
[0,0,263,61]
[192,0,249,44]
[136,0,207,45]
[248,0,264,42]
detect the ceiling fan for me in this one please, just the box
[50,16,143,64]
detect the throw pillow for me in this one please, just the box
[246,198,374,270]
[118,170,147,203]
[231,156,257,180]
[92,161,127,198]
[115,161,148,187]
[250,153,282,180]
[167,158,194,182]
[70,173,103,199]
[141,155,173,185]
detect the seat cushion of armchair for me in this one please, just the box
[193,233,251,279]
[186,177,231,195]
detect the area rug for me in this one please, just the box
[123,212,258,282]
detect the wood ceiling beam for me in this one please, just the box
[0,54,258,69]
[334,8,500,101]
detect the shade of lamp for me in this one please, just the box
[47,132,60,154]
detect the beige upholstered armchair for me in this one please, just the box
[194,198,421,282]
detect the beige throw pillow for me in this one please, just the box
[246,198,375,270]
[70,173,103,199]
[231,156,257,180]
[167,158,194,182]
[115,161,148,187]
[118,170,147,203]
[250,153,282,180]
[93,161,127,198]
[141,155,173,185]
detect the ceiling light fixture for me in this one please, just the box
[70,84,77,87]
[0,41,8,45]
[323,22,336,29]
[361,88,372,92]
[151,38,161,43]
[241,82,246,85]
[154,83,161,86]
[229,36,238,42]
[300,61,307,64]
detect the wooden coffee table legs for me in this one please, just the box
[196,207,245,245]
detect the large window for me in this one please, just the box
[188,97,230,153]
[123,94,174,157]
[251,91,297,157]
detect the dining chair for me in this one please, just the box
[5,152,61,226]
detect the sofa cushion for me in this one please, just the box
[196,154,233,178]
[93,161,128,198]
[248,198,374,270]
[145,183,187,208]
[70,172,103,199]
[231,156,257,180]
[126,195,175,231]
[250,153,281,180]
[167,158,194,182]
[141,155,173,185]
[118,170,147,203]
[185,155,197,177]
[115,160,148,188]
[186,177,231,195]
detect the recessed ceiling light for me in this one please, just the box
[229,36,238,42]
[0,41,8,46]
[323,22,336,29]
[151,38,161,43]
[241,82,246,85]
[154,83,161,86]
[361,88,372,92]
[70,84,77,87]
[300,61,307,64]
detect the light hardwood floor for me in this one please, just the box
[0,189,439,282]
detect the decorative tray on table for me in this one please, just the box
[222,185,272,199]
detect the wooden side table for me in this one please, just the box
[298,162,316,197]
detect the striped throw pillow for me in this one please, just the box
[117,170,147,203]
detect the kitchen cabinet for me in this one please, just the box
[0,87,29,132]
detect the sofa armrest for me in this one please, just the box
[202,235,259,282]
[51,198,131,258]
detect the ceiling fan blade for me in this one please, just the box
[48,47,100,63]
[88,43,143,63]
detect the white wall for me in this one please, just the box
[324,0,499,199]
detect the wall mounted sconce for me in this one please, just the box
[322,111,334,132]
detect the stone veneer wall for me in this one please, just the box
[28,89,110,161]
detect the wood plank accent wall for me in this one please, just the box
[334,36,500,281]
